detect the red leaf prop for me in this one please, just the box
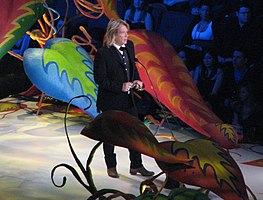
[128,30,239,149]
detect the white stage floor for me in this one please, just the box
[0,97,262,200]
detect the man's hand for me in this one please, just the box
[122,82,134,92]
[122,80,144,93]
[132,80,144,90]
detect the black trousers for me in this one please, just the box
[102,106,143,169]
[103,143,143,169]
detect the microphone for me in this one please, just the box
[134,57,159,100]
[134,57,174,136]
[134,57,148,72]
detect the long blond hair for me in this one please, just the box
[104,19,130,47]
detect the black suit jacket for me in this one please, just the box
[94,40,141,112]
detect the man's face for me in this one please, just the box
[115,24,128,46]
[203,52,213,68]
[232,50,247,69]
[237,7,251,25]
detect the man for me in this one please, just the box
[93,19,154,178]
[215,1,262,64]
[218,49,260,123]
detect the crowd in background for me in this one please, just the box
[119,0,263,144]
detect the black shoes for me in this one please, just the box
[107,166,155,178]
[130,166,154,176]
[107,167,119,178]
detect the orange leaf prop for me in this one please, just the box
[129,30,239,149]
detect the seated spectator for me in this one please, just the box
[177,48,195,77]
[232,81,263,144]
[214,1,263,65]
[218,48,260,122]
[222,49,259,99]
[193,49,223,111]
[184,1,215,51]
[124,0,153,30]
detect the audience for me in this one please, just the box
[184,1,215,51]
[124,0,153,30]
[232,81,263,144]
[177,48,195,76]
[214,1,263,65]
[192,49,223,111]
[218,48,260,123]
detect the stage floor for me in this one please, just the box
[0,97,262,200]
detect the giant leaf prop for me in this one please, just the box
[129,30,239,149]
[81,110,190,165]
[23,38,98,118]
[157,140,248,200]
